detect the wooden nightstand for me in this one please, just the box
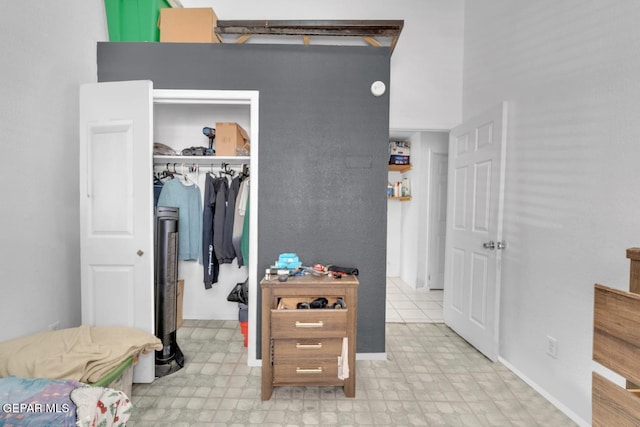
[261,274,359,400]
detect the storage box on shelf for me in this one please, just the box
[389,140,411,156]
[158,7,222,43]
[215,122,250,156]
[261,274,359,401]
[105,0,172,42]
[389,140,411,166]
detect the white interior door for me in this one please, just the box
[428,153,448,290]
[79,80,155,382]
[443,102,508,362]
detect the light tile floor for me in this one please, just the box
[386,277,443,323]
[128,317,576,426]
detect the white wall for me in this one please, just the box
[0,1,108,341]
[413,132,448,290]
[463,1,640,424]
[182,0,465,131]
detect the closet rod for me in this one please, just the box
[153,155,250,167]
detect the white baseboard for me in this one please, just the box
[498,356,590,427]
[356,352,387,361]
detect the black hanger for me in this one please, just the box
[158,163,184,180]
[220,162,235,178]
[239,164,250,180]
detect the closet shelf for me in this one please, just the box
[388,196,412,201]
[154,155,250,166]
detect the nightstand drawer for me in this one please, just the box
[273,359,342,385]
[271,309,347,338]
[273,338,343,359]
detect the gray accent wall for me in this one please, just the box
[97,42,390,356]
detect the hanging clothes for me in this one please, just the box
[157,178,202,262]
[153,176,164,207]
[212,176,229,265]
[232,177,250,267]
[202,174,219,288]
[240,190,250,264]
[220,175,241,264]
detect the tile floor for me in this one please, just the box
[386,277,443,323]
[127,279,576,426]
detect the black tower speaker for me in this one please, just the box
[154,206,184,376]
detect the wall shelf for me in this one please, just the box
[388,164,412,173]
[388,163,411,200]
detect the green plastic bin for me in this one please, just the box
[90,356,134,397]
[104,0,172,42]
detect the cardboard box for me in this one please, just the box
[215,122,250,156]
[389,140,411,156]
[176,279,184,329]
[158,8,222,43]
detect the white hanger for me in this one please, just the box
[181,163,197,186]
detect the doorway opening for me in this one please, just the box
[385,130,449,323]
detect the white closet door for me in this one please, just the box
[79,80,155,382]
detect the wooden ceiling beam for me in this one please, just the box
[235,34,251,44]
[216,19,404,54]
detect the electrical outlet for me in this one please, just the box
[48,321,60,331]
[546,335,558,358]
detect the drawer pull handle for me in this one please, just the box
[296,343,322,349]
[295,321,324,328]
[296,367,323,374]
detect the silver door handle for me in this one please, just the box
[483,241,495,250]
[496,241,507,250]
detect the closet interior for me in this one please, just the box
[152,90,259,357]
